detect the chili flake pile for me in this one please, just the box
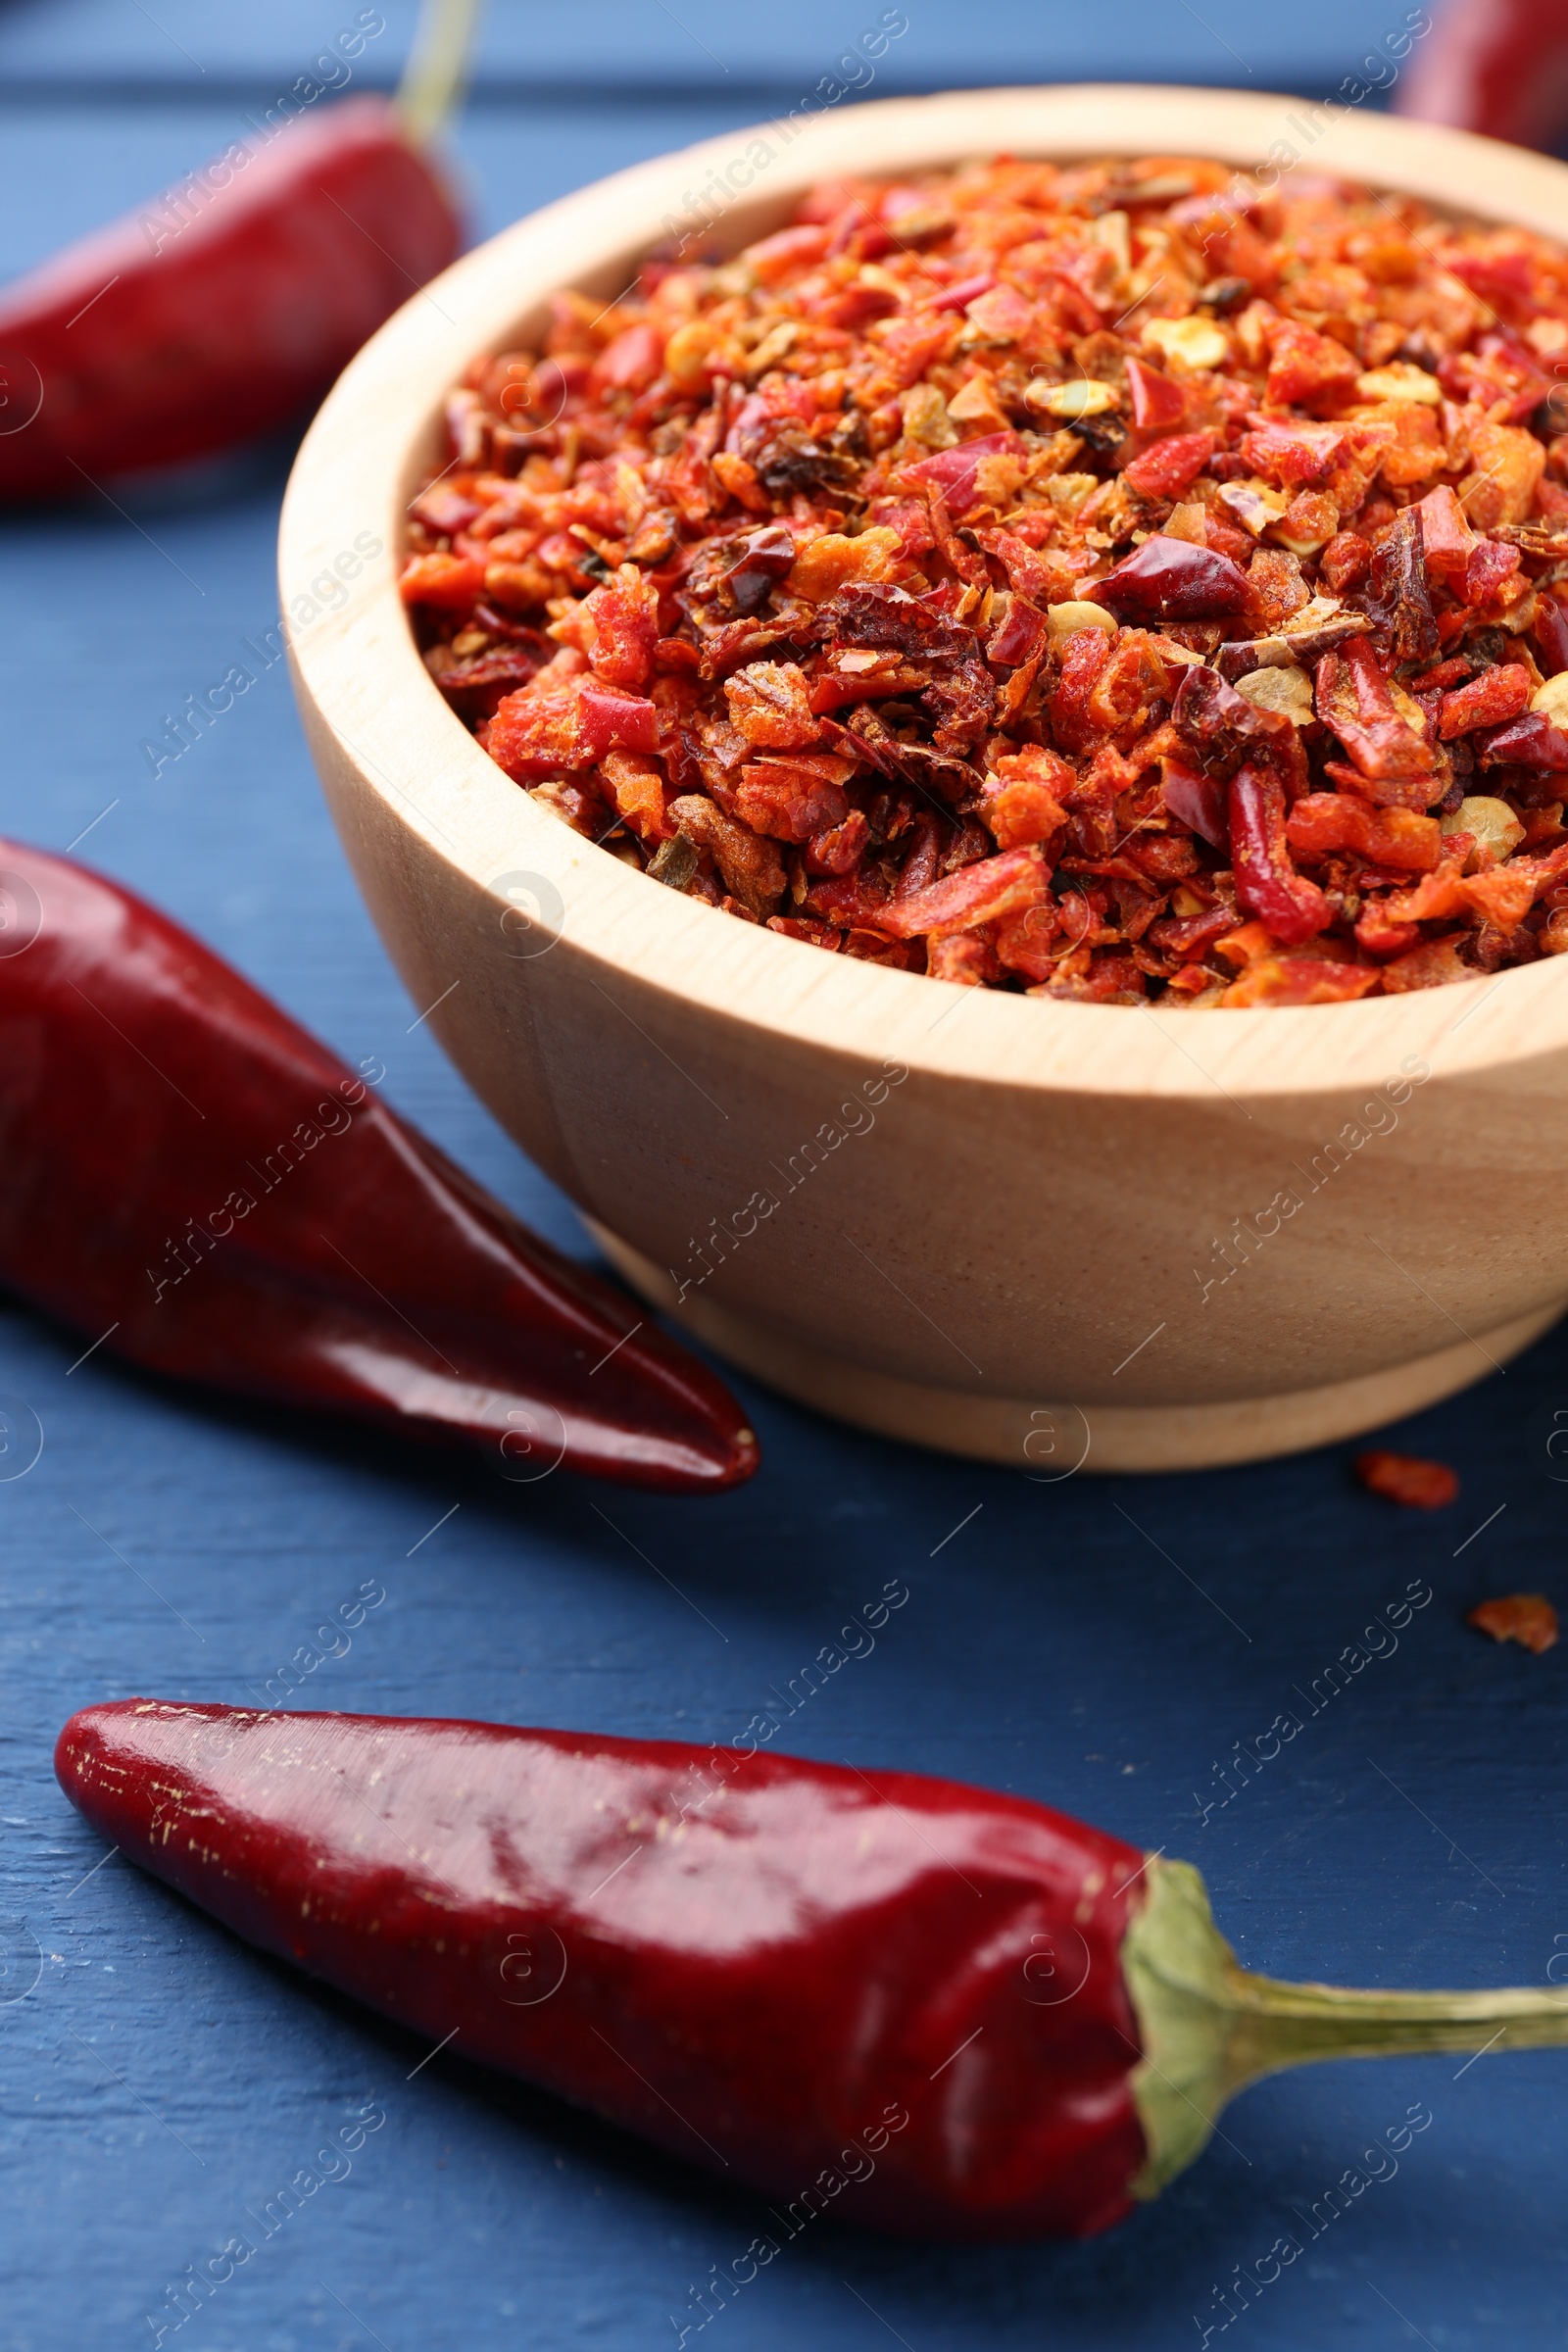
[402,156,1568,1007]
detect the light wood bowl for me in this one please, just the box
[281,85,1568,1475]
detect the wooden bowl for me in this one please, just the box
[281,84,1568,1475]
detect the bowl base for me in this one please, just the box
[589,1224,1562,1473]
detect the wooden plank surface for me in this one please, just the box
[3,12,1568,2351]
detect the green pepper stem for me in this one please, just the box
[1121,1855,1568,2200]
[1224,1965,1568,2085]
[397,0,484,146]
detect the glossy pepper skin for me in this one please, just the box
[0,98,460,500]
[1397,1,1568,152]
[56,1701,1151,2242]
[58,1702,1568,2239]
[0,843,758,1492]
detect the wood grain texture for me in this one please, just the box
[284,85,1568,1469]
[595,1228,1564,1470]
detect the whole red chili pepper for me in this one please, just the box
[55,1700,1568,2241]
[1229,765,1332,945]
[0,843,756,1492]
[1397,0,1568,153]
[0,96,460,499]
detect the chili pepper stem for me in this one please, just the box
[397,0,485,146]
[1121,1858,1568,2200]
[1223,1967,1568,2073]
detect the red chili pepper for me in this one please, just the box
[1089,536,1253,623]
[0,843,757,1492]
[0,97,460,499]
[56,1701,1568,2241]
[1228,765,1332,946]
[1397,0,1568,152]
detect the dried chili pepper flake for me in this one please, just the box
[1477,710,1568,770]
[1213,920,1273,969]
[1091,537,1253,623]
[1364,510,1440,666]
[875,845,1050,939]
[867,498,937,559]
[1414,483,1477,581]
[577,564,660,690]
[1535,593,1568,676]
[1461,861,1538,927]
[401,551,487,609]
[600,751,672,844]
[1172,662,1292,770]
[897,430,1025,514]
[1468,1594,1560,1654]
[413,156,1568,1010]
[1121,430,1215,502]
[1264,319,1360,408]
[668,794,786,914]
[1408,656,1474,695]
[1379,934,1475,991]
[1041,948,1148,1003]
[1315,641,1439,801]
[1460,421,1544,530]
[1159,758,1230,850]
[1148,903,1236,959]
[1438,665,1532,738]
[487,691,589,780]
[981,747,1071,850]
[1229,767,1331,947]
[986,593,1049,668]
[1355,1449,1459,1508]
[734,753,853,845]
[1044,625,1113,757]
[1286,794,1442,873]
[1463,538,1524,608]
[1220,955,1380,1006]
[577,686,661,760]
[648,833,700,891]
[806,808,871,874]
[1124,358,1187,430]
[723,662,821,750]
[410,484,483,535]
[719,522,797,612]
[1317,529,1372,594]
[928,931,1003,985]
[924,270,999,313]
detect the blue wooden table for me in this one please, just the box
[3,6,1567,2347]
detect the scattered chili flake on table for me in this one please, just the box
[1467,1592,1560,1652]
[405,156,1568,1006]
[1354,1449,1460,1508]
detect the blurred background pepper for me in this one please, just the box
[1397,0,1568,151]
[0,0,474,498]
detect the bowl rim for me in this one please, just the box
[280,79,1568,1104]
